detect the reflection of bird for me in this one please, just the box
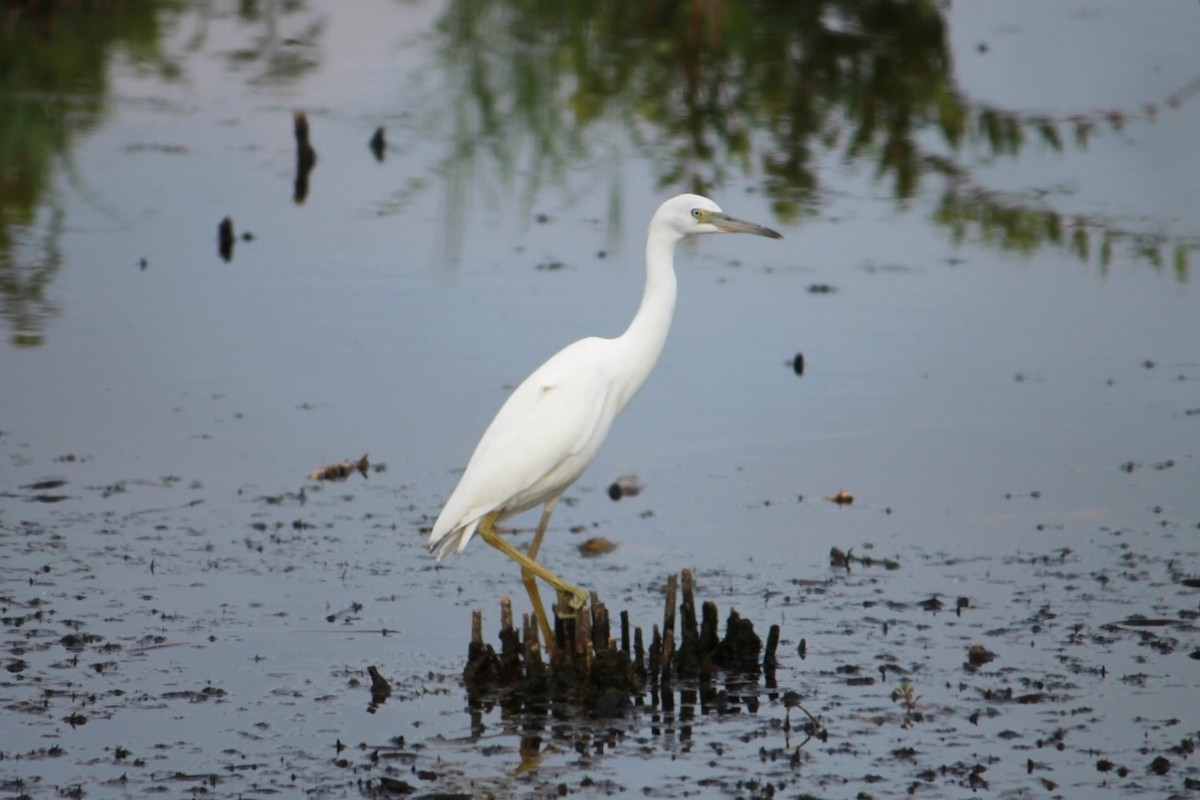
[429,194,782,644]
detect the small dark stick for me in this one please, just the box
[498,597,522,681]
[554,612,574,668]
[293,110,317,204]
[648,625,662,691]
[523,614,544,681]
[620,610,631,656]
[634,626,646,677]
[369,126,386,162]
[661,574,678,688]
[469,610,484,658]
[218,216,235,262]
[590,594,609,651]
[367,665,391,694]
[764,624,781,670]
[576,600,591,669]
[463,608,501,688]
[678,569,698,674]
[366,664,391,708]
[699,600,720,658]
[500,596,513,632]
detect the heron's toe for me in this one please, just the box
[554,587,589,618]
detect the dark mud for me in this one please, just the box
[2,461,1197,800]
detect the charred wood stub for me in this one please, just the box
[764,623,782,686]
[369,126,387,162]
[463,608,502,687]
[293,110,318,204]
[712,609,764,671]
[366,665,392,713]
[463,569,775,715]
[218,216,235,262]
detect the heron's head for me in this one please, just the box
[653,193,783,241]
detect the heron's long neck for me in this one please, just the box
[614,229,679,412]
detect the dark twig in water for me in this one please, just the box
[830,546,901,571]
[783,689,826,749]
[218,216,235,262]
[293,110,317,204]
[369,126,387,162]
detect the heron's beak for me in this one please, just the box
[708,211,783,239]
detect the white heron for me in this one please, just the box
[428,193,782,644]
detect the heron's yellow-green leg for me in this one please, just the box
[477,508,588,617]
[525,497,558,561]
[521,499,560,649]
[521,575,554,656]
[523,499,588,616]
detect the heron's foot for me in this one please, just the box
[553,587,589,618]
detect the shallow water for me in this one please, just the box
[2,1,1198,798]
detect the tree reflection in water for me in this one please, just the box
[436,0,1198,274]
[1,1,1196,346]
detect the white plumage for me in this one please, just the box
[427,193,781,640]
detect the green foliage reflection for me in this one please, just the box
[2,2,1196,346]
[436,0,1197,277]
[0,2,176,346]
[0,0,320,346]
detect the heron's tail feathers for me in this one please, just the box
[427,517,479,561]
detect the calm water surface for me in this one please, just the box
[1,2,1197,798]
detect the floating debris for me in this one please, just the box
[829,546,901,571]
[578,536,618,556]
[607,474,643,500]
[1116,615,1177,628]
[826,490,854,506]
[918,595,944,612]
[792,352,805,376]
[966,644,996,668]
[307,454,370,483]
[21,479,66,492]
[325,601,364,623]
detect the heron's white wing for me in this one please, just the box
[429,337,618,556]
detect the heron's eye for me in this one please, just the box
[691,208,702,220]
